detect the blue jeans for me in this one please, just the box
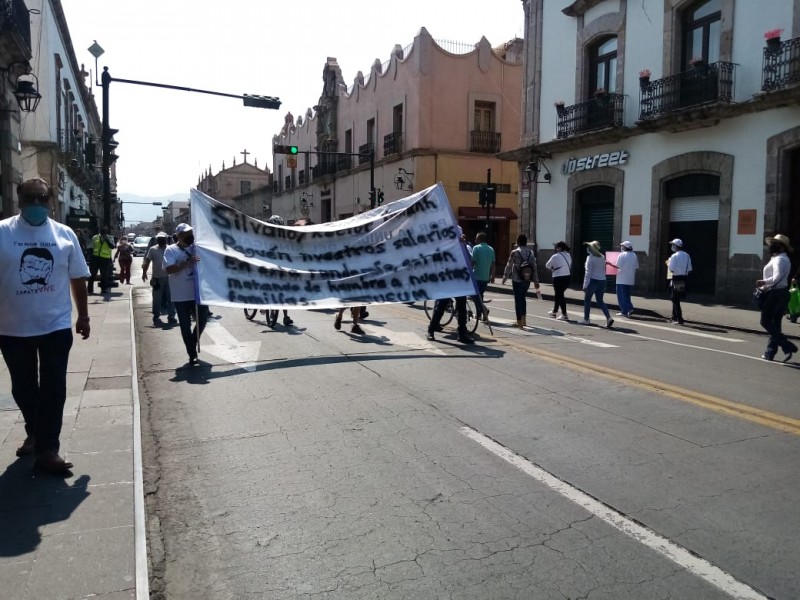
[616,284,634,315]
[0,328,73,453]
[584,279,610,320]
[473,279,489,318]
[174,301,210,360]
[512,280,530,319]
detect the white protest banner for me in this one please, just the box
[191,183,477,310]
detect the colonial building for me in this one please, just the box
[503,0,800,304]
[21,0,103,232]
[196,156,271,207]
[270,27,523,266]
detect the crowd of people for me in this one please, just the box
[2,176,798,478]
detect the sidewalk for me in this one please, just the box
[0,287,146,600]
[0,279,784,599]
[487,282,780,336]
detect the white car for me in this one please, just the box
[132,236,151,257]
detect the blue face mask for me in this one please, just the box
[21,205,49,226]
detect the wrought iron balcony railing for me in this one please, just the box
[469,130,501,153]
[639,61,735,120]
[336,154,352,172]
[312,162,338,179]
[358,143,374,165]
[556,93,624,139]
[762,37,800,91]
[383,131,403,156]
[0,0,32,59]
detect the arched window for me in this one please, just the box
[682,0,721,69]
[589,37,617,96]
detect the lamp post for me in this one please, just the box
[119,200,162,230]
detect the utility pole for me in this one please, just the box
[478,168,496,243]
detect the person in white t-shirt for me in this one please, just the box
[666,238,692,325]
[163,223,208,366]
[607,241,639,317]
[0,178,91,476]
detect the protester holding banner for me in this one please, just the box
[164,223,208,366]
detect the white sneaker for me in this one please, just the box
[557,315,569,321]
[548,311,557,318]
[615,312,625,316]
[577,319,591,325]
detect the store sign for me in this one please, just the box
[561,150,629,174]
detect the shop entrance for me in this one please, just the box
[574,185,614,285]
[665,174,719,296]
[784,148,800,277]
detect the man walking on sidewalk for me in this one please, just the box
[0,177,91,476]
[609,241,639,317]
[471,232,495,321]
[87,226,114,294]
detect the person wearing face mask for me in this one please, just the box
[87,226,115,294]
[142,231,177,326]
[0,178,91,475]
[756,234,798,361]
[163,223,208,365]
[666,238,692,325]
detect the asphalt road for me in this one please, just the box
[133,262,799,599]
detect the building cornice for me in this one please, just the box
[562,0,604,17]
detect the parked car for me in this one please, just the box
[132,236,151,257]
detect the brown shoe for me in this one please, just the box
[34,451,73,476]
[16,436,35,457]
[334,314,342,330]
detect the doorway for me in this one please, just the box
[575,185,614,284]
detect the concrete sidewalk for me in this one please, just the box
[0,287,146,600]
[487,281,786,337]
[0,278,786,600]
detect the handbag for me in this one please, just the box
[150,277,161,291]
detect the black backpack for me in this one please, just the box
[518,250,535,282]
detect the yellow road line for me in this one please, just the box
[385,303,800,435]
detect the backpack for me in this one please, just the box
[518,250,535,282]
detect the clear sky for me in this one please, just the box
[61,0,524,223]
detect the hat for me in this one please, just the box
[175,223,193,234]
[155,231,168,239]
[620,241,633,250]
[766,233,793,252]
[669,238,683,248]
[584,240,602,256]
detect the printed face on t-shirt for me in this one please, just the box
[19,247,54,288]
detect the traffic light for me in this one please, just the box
[377,189,385,205]
[242,94,281,109]
[84,138,96,166]
[369,189,377,208]
[479,185,496,207]
[274,145,299,155]
[103,127,119,165]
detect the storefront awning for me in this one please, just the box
[458,207,517,221]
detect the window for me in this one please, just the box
[473,101,495,132]
[240,180,251,194]
[682,0,721,69]
[589,37,617,95]
[393,104,403,134]
[345,129,352,154]
[366,118,375,147]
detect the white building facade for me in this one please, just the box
[504,0,800,303]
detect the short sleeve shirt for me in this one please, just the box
[163,243,197,302]
[0,215,90,336]
[471,243,495,281]
[144,245,168,278]
[614,250,639,285]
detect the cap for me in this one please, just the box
[620,241,633,250]
[175,223,193,234]
[155,232,168,239]
[669,238,683,248]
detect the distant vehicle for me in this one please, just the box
[126,233,136,242]
[132,236,151,257]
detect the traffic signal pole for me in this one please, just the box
[99,67,281,231]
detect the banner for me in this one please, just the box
[192,183,477,310]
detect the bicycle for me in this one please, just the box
[243,308,279,328]
[423,297,481,334]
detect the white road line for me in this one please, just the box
[460,426,769,600]
[364,326,446,354]
[202,321,261,371]
[493,318,618,348]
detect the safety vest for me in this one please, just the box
[92,234,113,259]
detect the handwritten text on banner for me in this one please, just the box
[192,184,476,309]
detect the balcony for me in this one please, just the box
[639,61,735,121]
[336,154,352,172]
[358,143,374,165]
[0,0,32,62]
[470,130,501,153]
[556,93,624,139]
[312,162,338,180]
[762,37,800,92]
[383,131,403,156]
